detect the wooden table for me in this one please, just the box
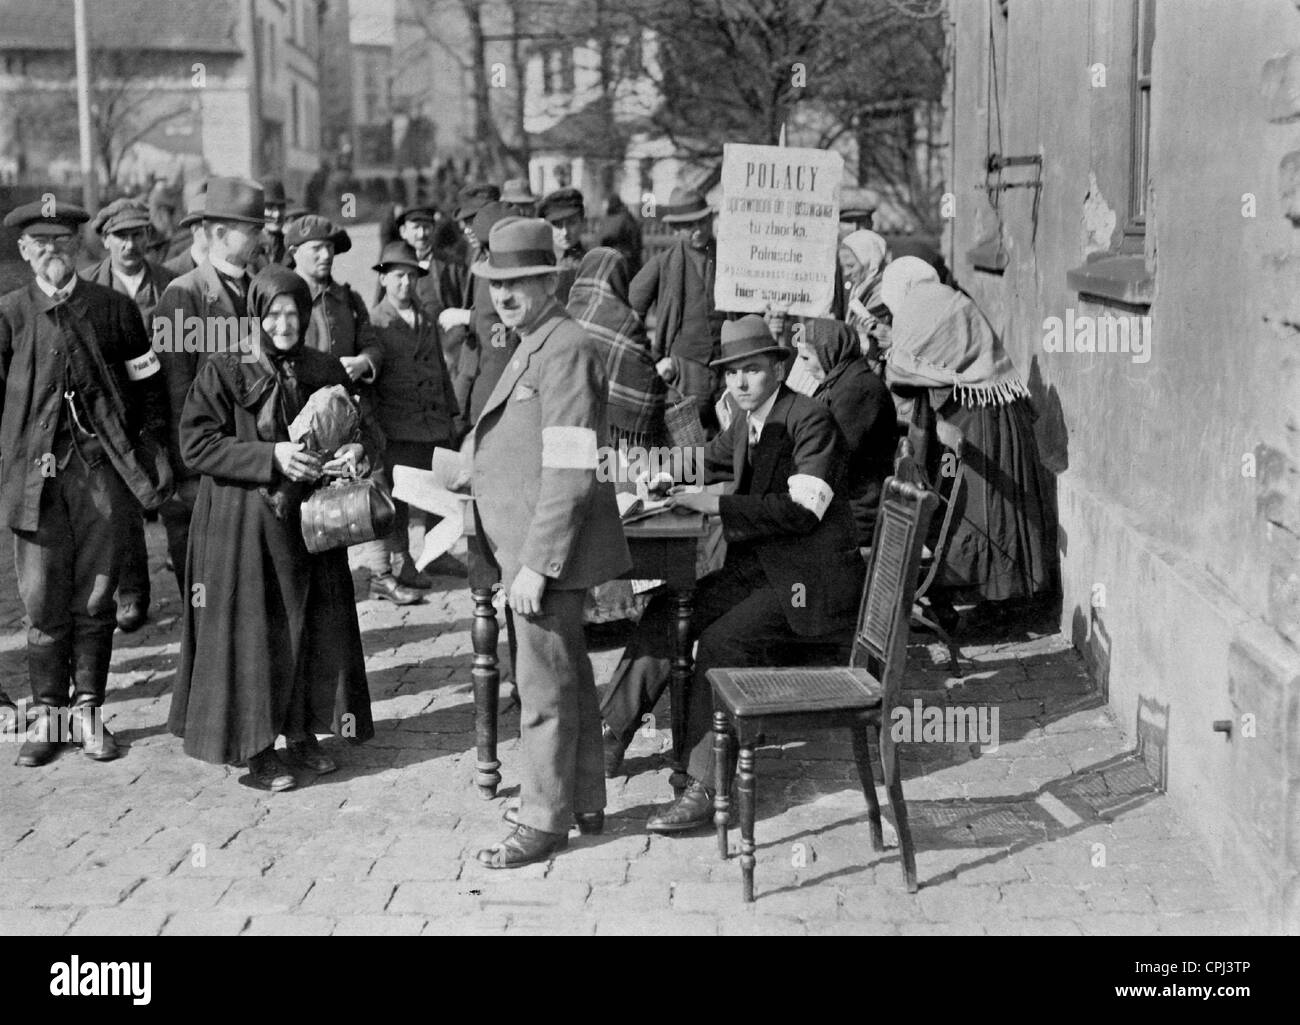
[465,505,711,799]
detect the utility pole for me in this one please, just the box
[73,0,99,211]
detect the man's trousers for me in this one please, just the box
[600,550,848,786]
[13,454,132,708]
[514,587,606,835]
[114,502,150,608]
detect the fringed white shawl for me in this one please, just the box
[886,282,1029,407]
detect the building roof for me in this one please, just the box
[0,0,243,54]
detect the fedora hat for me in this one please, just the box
[709,315,795,367]
[372,240,427,276]
[202,177,265,225]
[473,202,516,248]
[660,186,711,224]
[470,219,559,280]
[500,177,536,205]
[259,177,292,207]
[284,214,352,254]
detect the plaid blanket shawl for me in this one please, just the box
[568,247,665,436]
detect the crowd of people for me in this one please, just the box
[0,170,1055,868]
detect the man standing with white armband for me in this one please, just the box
[0,199,172,767]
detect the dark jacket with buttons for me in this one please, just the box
[81,256,177,325]
[470,300,630,590]
[369,296,458,446]
[704,384,865,636]
[304,278,383,376]
[0,277,170,530]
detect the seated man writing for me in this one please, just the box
[600,315,867,833]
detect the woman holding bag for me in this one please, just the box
[168,265,375,791]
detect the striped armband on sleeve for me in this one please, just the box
[541,425,599,469]
[787,473,833,520]
[123,350,161,381]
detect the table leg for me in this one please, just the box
[669,586,694,796]
[471,585,501,799]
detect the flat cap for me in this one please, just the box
[92,198,153,236]
[285,214,352,254]
[3,199,90,236]
[538,187,585,223]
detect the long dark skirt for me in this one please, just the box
[935,396,1055,603]
[168,475,374,765]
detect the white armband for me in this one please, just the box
[542,425,598,469]
[124,351,160,381]
[788,473,833,520]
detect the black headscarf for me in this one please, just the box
[801,317,863,402]
[247,265,313,432]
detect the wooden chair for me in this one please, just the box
[911,464,965,676]
[706,476,939,902]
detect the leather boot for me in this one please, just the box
[503,805,605,835]
[70,704,121,761]
[646,778,715,834]
[369,573,424,605]
[391,553,436,589]
[247,747,297,791]
[476,824,568,868]
[16,705,64,767]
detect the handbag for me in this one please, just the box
[663,384,707,450]
[299,472,397,554]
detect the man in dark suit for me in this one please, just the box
[0,200,171,766]
[538,187,586,305]
[82,198,178,630]
[600,315,866,832]
[469,218,632,868]
[151,177,264,596]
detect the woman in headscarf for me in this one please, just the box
[567,246,666,451]
[839,229,891,370]
[169,265,375,791]
[568,246,666,623]
[880,257,1055,610]
[791,317,899,547]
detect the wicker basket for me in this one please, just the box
[663,385,707,450]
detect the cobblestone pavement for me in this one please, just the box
[0,519,1267,937]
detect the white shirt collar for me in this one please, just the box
[112,265,146,296]
[208,254,248,279]
[746,387,781,443]
[36,274,77,302]
[394,304,417,328]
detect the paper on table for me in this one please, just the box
[391,465,469,518]
[415,513,465,572]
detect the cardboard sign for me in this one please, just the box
[715,143,843,317]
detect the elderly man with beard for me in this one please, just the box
[81,199,179,632]
[0,200,171,766]
[468,218,630,868]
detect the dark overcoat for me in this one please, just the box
[167,348,374,765]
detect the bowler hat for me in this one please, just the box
[500,178,536,205]
[202,177,265,225]
[285,214,352,254]
[709,315,795,367]
[538,187,584,223]
[660,186,711,224]
[92,198,152,236]
[3,199,89,237]
[372,240,427,276]
[260,178,292,207]
[469,219,559,280]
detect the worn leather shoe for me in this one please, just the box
[602,722,626,778]
[284,735,337,774]
[391,554,436,589]
[646,778,715,834]
[71,706,121,761]
[369,573,424,605]
[16,706,63,767]
[503,806,605,836]
[476,824,568,869]
[116,599,148,632]
[247,748,297,791]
